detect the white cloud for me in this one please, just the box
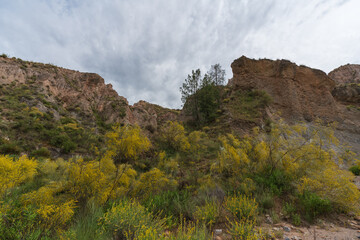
[0,0,359,108]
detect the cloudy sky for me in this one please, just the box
[1,0,359,108]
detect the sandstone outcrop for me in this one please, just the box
[0,56,175,129]
[329,64,360,105]
[331,84,360,105]
[329,64,360,85]
[128,100,179,133]
[229,56,339,122]
[229,56,360,154]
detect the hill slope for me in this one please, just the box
[228,56,360,154]
[0,55,177,158]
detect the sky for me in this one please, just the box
[0,0,359,109]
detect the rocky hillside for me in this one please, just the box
[229,56,339,122]
[1,54,359,157]
[228,56,360,154]
[329,64,360,106]
[329,64,360,85]
[0,55,177,157]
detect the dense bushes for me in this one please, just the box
[349,164,360,175]
[30,147,51,158]
[98,199,167,239]
[0,120,359,239]
[0,84,106,156]
[0,143,22,155]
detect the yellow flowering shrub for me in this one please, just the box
[98,199,167,239]
[188,130,207,160]
[0,155,38,196]
[133,168,178,199]
[104,164,138,202]
[157,151,179,176]
[39,159,58,176]
[211,134,250,175]
[212,120,360,213]
[158,121,190,152]
[105,124,151,165]
[168,220,210,240]
[66,158,107,204]
[227,219,264,240]
[37,200,76,232]
[194,199,220,227]
[298,166,360,213]
[225,194,258,222]
[21,184,59,206]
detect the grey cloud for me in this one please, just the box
[0,0,359,108]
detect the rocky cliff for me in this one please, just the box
[329,64,360,85]
[0,56,177,157]
[329,64,360,106]
[1,55,358,156]
[229,56,360,154]
[0,56,177,128]
[229,56,340,122]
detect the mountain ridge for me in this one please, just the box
[0,54,359,157]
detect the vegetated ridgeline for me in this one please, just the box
[0,56,178,157]
[1,54,360,239]
[0,55,359,157]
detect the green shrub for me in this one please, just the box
[62,140,77,153]
[349,165,360,176]
[194,199,220,227]
[299,191,331,222]
[254,169,292,195]
[143,190,193,222]
[30,147,51,158]
[99,199,168,239]
[282,202,302,225]
[227,220,263,240]
[258,192,274,210]
[169,221,210,240]
[0,143,22,155]
[292,213,301,226]
[65,202,105,240]
[282,202,296,217]
[0,206,49,239]
[225,194,258,221]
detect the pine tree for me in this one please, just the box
[180,69,202,121]
[207,63,225,85]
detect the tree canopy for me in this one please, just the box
[179,64,225,125]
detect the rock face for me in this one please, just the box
[329,64,360,85]
[229,56,339,122]
[0,57,129,124]
[0,56,176,128]
[128,100,179,133]
[329,64,360,105]
[229,56,360,154]
[331,84,360,105]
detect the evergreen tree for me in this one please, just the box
[198,83,220,123]
[180,65,224,125]
[207,63,225,85]
[180,69,202,121]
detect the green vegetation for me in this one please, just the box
[180,64,225,126]
[0,83,107,156]
[0,119,359,239]
[0,61,359,239]
[349,164,360,175]
[225,89,272,122]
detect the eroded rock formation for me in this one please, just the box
[229,56,360,154]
